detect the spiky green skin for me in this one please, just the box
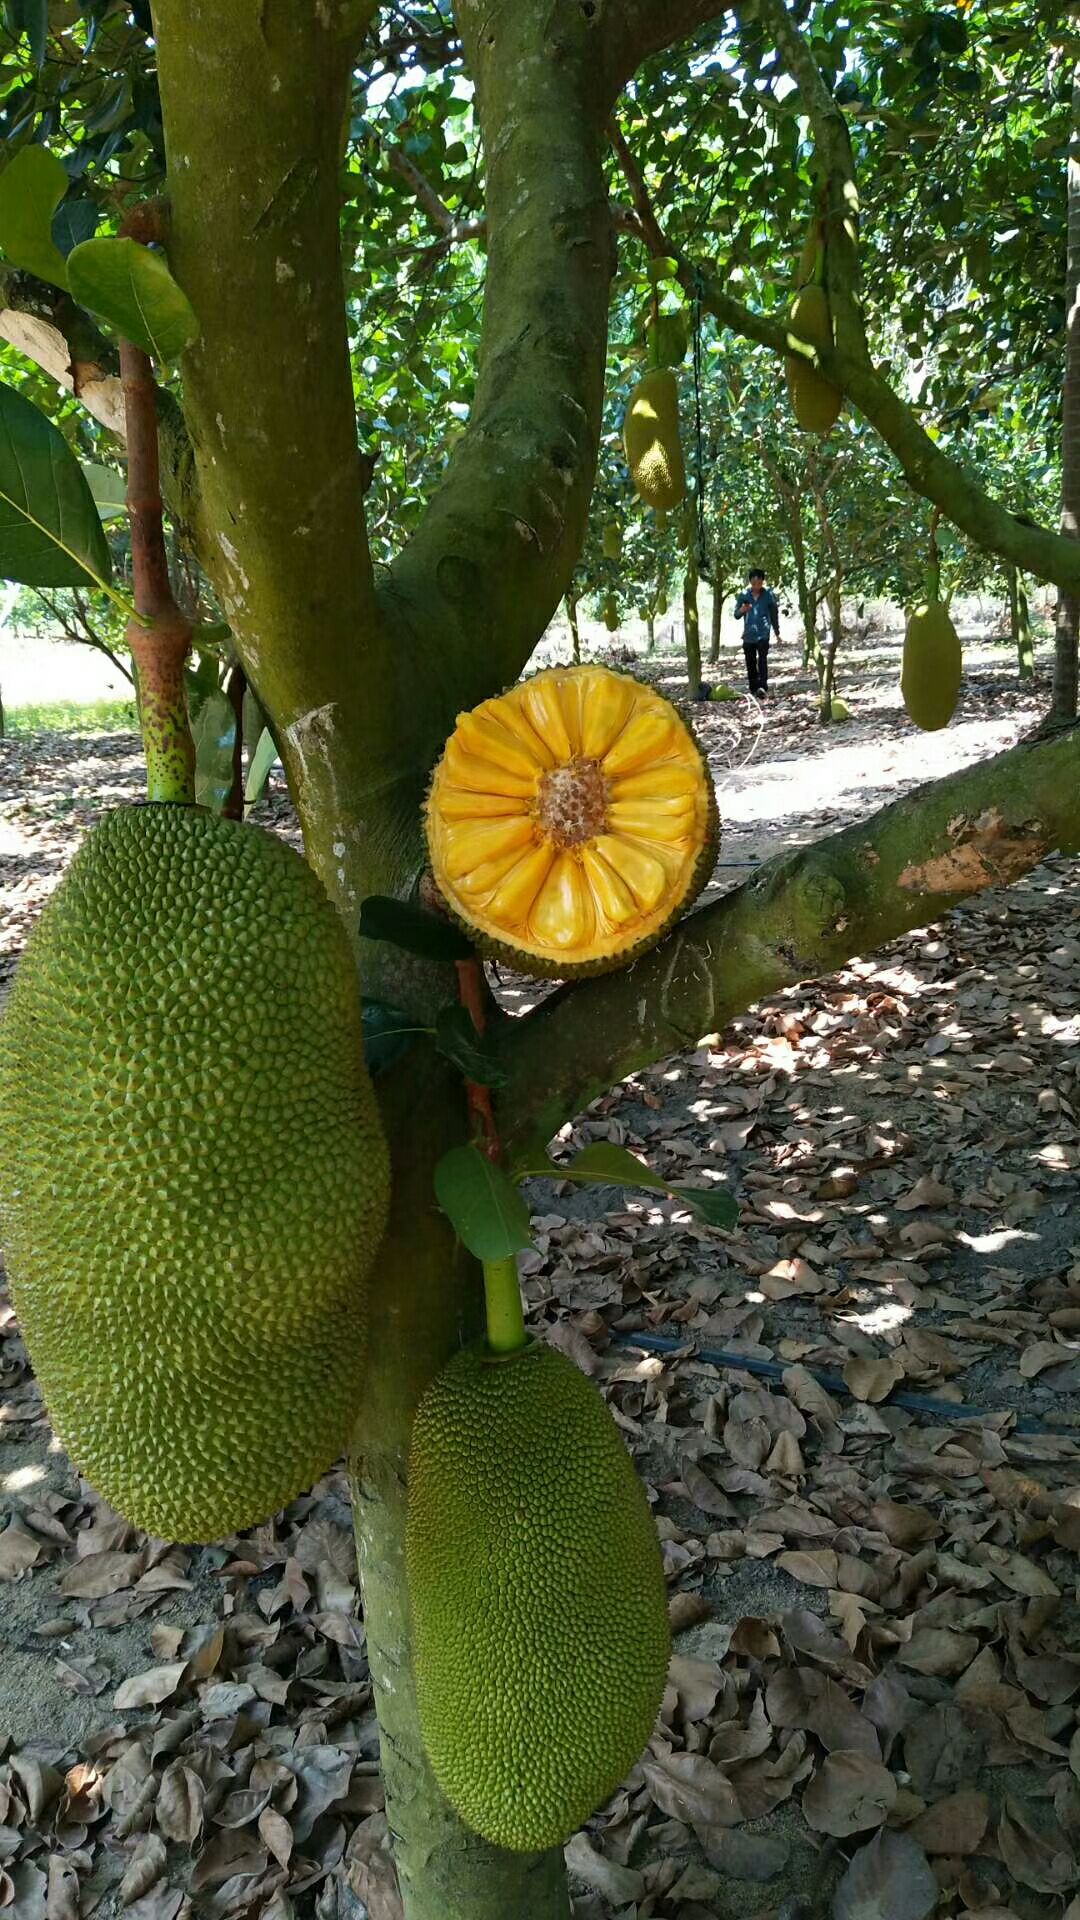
[901,602,963,732]
[427,672,720,980]
[0,805,390,1541]
[406,1342,671,1852]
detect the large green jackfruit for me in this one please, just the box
[623,369,686,512]
[785,284,842,435]
[901,601,962,731]
[0,805,390,1541]
[601,520,622,561]
[406,1342,671,1851]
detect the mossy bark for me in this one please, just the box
[566,594,581,664]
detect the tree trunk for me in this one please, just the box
[646,611,656,654]
[1054,61,1080,720]
[352,1065,571,1920]
[708,577,724,665]
[566,594,581,663]
[820,583,842,720]
[1007,564,1034,681]
[683,554,702,697]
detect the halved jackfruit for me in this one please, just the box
[426,666,718,977]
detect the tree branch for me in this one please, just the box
[609,126,1080,594]
[498,722,1080,1160]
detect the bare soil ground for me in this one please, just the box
[2,618,1079,1920]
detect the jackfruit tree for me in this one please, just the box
[2,6,1080,1920]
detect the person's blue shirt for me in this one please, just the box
[734,583,780,645]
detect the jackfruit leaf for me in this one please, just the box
[0,146,71,288]
[52,197,99,258]
[518,1142,737,1229]
[244,726,278,807]
[0,381,112,588]
[66,236,199,364]
[81,462,127,519]
[434,1145,533,1260]
[434,1005,510,1088]
[358,893,473,961]
[6,0,46,68]
[191,688,235,814]
[362,1000,415,1077]
[832,1829,937,1920]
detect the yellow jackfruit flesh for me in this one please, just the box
[901,601,962,731]
[425,664,719,977]
[406,1342,671,1852]
[601,520,622,560]
[623,369,686,512]
[785,284,842,435]
[0,805,390,1541]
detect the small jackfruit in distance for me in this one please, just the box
[0,805,390,1541]
[623,369,686,512]
[601,520,622,561]
[785,285,842,435]
[425,664,719,978]
[602,591,619,632]
[406,1342,671,1851]
[901,601,962,731]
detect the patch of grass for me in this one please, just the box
[2,697,138,738]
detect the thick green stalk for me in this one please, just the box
[351,1065,570,1920]
[483,1256,527,1354]
[498,720,1080,1160]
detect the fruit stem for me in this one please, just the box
[120,335,196,806]
[482,1256,528,1354]
[927,506,942,603]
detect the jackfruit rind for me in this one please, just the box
[785,285,842,435]
[0,805,390,1541]
[602,591,619,632]
[406,1342,671,1851]
[901,601,962,732]
[601,520,622,561]
[623,369,686,511]
[424,664,719,978]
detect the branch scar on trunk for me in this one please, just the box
[898,808,1048,894]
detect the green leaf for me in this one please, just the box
[434,1145,534,1261]
[5,0,46,67]
[434,1004,510,1088]
[244,726,278,806]
[191,687,235,813]
[0,147,71,288]
[0,381,112,588]
[81,462,127,519]
[66,236,199,363]
[521,1142,738,1231]
[362,999,415,1077]
[358,894,473,961]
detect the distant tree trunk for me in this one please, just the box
[819,582,843,720]
[709,577,725,665]
[0,685,4,739]
[1007,565,1035,681]
[683,553,703,697]
[1054,63,1080,720]
[646,611,656,654]
[565,594,581,664]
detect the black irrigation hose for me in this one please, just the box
[611,1329,1052,1436]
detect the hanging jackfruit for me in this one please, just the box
[406,1341,671,1851]
[0,805,390,1541]
[645,308,688,369]
[425,664,718,977]
[602,591,619,632]
[901,601,962,731]
[602,520,622,561]
[623,369,686,512]
[785,285,842,435]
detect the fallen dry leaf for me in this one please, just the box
[802,1749,897,1837]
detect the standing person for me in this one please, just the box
[733,567,781,696]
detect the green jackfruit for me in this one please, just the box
[406,1342,671,1851]
[829,697,852,721]
[785,285,842,435]
[602,591,619,632]
[0,805,390,1541]
[645,309,688,369]
[602,520,622,561]
[901,601,962,731]
[623,369,686,512]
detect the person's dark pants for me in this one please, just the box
[743,639,769,694]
